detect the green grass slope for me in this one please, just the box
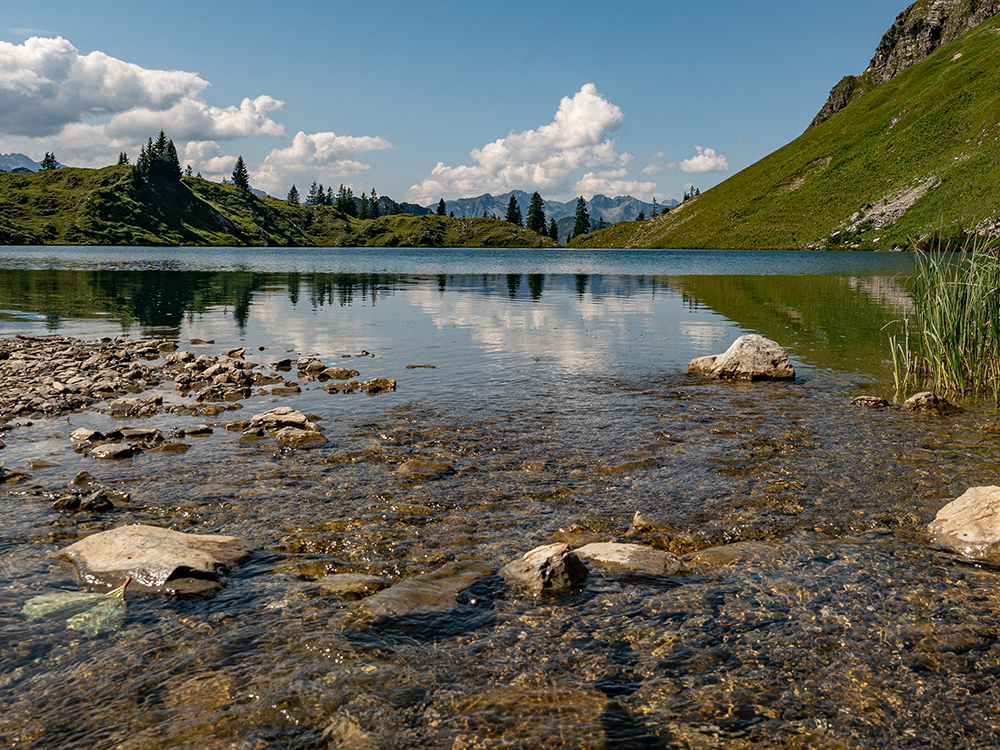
[0,167,559,248]
[577,15,1000,250]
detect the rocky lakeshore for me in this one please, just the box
[5,329,1000,748]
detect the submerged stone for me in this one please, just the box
[52,523,254,594]
[357,561,493,616]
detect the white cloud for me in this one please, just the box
[575,170,659,201]
[679,146,729,174]
[407,83,650,204]
[251,130,394,195]
[0,36,290,168]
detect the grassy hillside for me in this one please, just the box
[577,14,1000,250]
[0,166,559,248]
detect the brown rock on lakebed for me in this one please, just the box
[52,523,255,594]
[574,542,686,576]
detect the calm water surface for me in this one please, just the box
[2,247,1000,749]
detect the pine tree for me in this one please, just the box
[525,191,546,234]
[40,152,58,171]
[286,184,300,205]
[359,192,370,220]
[504,195,523,226]
[437,199,447,216]
[596,216,607,230]
[636,211,646,221]
[130,131,183,191]
[572,196,591,238]
[117,152,129,166]
[307,181,324,205]
[184,164,193,177]
[548,218,559,241]
[651,198,658,216]
[231,156,251,194]
[370,189,379,219]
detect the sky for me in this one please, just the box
[0,0,909,206]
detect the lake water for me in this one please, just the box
[2,247,1000,748]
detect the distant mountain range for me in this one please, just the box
[424,191,676,224]
[0,153,47,173]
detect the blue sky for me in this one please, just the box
[1,0,907,205]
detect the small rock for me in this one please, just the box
[358,562,493,616]
[395,459,454,478]
[71,470,96,486]
[852,396,890,408]
[180,424,214,438]
[157,341,178,353]
[316,573,392,600]
[362,378,396,394]
[689,334,795,381]
[90,444,135,460]
[80,490,114,512]
[500,543,588,596]
[28,458,59,470]
[274,426,328,446]
[904,391,956,411]
[147,442,189,453]
[318,367,360,381]
[574,542,686,576]
[70,428,104,442]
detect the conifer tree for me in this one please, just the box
[184,164,193,177]
[596,216,607,230]
[504,195,523,226]
[307,181,324,205]
[231,156,251,194]
[40,152,58,171]
[525,191,546,234]
[359,192,370,220]
[117,152,129,166]
[437,199,447,216]
[370,189,379,219]
[636,211,645,221]
[286,184,300,205]
[130,131,182,191]
[548,218,559,241]
[572,196,590,238]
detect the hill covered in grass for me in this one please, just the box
[577,7,1000,251]
[0,166,559,249]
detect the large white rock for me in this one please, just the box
[928,486,1000,560]
[53,524,254,594]
[689,334,795,381]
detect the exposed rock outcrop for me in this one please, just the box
[811,0,1000,128]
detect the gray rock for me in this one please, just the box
[52,524,254,593]
[318,367,360,381]
[71,428,104,442]
[852,396,890,408]
[574,542,686,576]
[248,406,321,434]
[928,486,1000,560]
[500,543,588,596]
[689,334,795,381]
[358,562,493,616]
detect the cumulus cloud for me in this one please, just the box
[575,169,659,201]
[407,83,648,203]
[679,146,729,174]
[251,130,394,195]
[0,36,285,142]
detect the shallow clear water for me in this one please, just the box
[3,247,1000,748]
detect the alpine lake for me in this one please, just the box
[2,246,1000,749]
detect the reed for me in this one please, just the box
[894,241,1000,400]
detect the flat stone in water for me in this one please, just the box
[52,523,255,593]
[316,573,392,600]
[574,542,686,576]
[90,444,134,460]
[357,561,493,617]
[395,459,455,478]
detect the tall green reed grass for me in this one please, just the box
[892,241,1000,401]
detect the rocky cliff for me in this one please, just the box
[810,0,1000,128]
